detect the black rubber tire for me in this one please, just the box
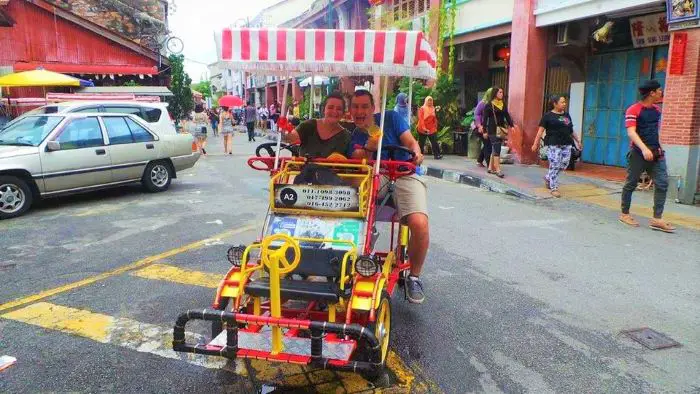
[0,175,33,220]
[358,291,392,381]
[142,161,172,192]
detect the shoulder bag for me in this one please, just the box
[491,107,509,139]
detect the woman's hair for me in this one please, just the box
[321,91,346,112]
[490,87,504,100]
[548,94,566,110]
[481,88,494,104]
[194,104,205,113]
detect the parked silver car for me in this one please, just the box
[0,113,200,219]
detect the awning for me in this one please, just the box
[217,28,437,79]
[13,62,158,75]
[77,86,173,97]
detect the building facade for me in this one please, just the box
[448,0,699,204]
[0,0,167,115]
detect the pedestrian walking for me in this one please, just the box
[619,80,675,233]
[188,104,209,155]
[531,95,582,198]
[483,87,513,178]
[209,107,220,137]
[474,88,493,168]
[219,106,235,155]
[245,102,257,142]
[417,96,442,159]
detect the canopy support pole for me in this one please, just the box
[407,77,413,128]
[274,75,290,171]
[309,73,314,119]
[374,76,389,175]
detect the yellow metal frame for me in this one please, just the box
[268,160,373,219]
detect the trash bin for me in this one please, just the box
[452,131,469,156]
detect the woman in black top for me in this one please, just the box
[531,95,582,197]
[483,87,513,178]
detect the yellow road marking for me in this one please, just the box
[131,263,222,288]
[1,302,233,370]
[3,302,113,342]
[0,224,257,313]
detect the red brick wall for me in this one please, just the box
[660,29,700,146]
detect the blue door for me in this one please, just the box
[582,46,668,166]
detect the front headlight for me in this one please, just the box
[355,255,379,277]
[226,245,246,267]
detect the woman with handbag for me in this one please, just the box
[531,95,582,197]
[483,87,513,178]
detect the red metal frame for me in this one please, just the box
[195,155,417,369]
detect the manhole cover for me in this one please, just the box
[622,327,681,350]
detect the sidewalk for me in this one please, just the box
[252,129,699,230]
[421,155,700,230]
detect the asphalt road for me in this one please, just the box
[1,134,698,393]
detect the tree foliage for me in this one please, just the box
[167,54,194,121]
[191,80,212,98]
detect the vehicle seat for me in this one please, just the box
[244,247,348,303]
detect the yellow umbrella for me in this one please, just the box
[0,69,81,87]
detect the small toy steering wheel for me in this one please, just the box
[261,233,301,274]
[255,142,299,158]
[382,145,416,162]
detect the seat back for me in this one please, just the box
[285,247,346,277]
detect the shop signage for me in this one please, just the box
[629,13,671,48]
[274,184,359,212]
[669,32,688,75]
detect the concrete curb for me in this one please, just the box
[422,165,544,201]
[253,130,541,201]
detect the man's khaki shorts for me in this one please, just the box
[378,174,428,219]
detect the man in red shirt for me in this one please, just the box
[620,80,675,233]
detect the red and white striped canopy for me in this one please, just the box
[217,28,437,79]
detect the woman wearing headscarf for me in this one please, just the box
[394,92,410,126]
[474,88,493,168]
[417,96,442,160]
[483,87,513,178]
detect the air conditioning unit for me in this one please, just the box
[556,23,586,47]
[458,42,482,62]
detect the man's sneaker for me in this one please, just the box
[619,214,640,227]
[649,218,676,233]
[406,276,425,304]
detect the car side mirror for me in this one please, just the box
[46,141,61,152]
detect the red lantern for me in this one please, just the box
[496,47,511,61]
[368,0,385,5]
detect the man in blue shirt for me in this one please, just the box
[349,89,429,304]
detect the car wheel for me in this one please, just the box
[0,176,33,220]
[142,161,172,192]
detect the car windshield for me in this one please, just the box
[0,116,64,146]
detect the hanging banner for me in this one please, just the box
[629,13,671,48]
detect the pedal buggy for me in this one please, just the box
[172,26,437,379]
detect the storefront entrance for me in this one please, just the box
[582,45,668,166]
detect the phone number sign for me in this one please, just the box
[274,185,360,212]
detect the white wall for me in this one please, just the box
[535,0,664,27]
[454,0,514,35]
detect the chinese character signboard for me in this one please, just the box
[629,13,671,48]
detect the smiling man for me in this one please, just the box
[349,89,429,304]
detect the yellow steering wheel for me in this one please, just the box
[261,233,301,274]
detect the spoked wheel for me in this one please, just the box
[0,176,33,219]
[359,291,392,382]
